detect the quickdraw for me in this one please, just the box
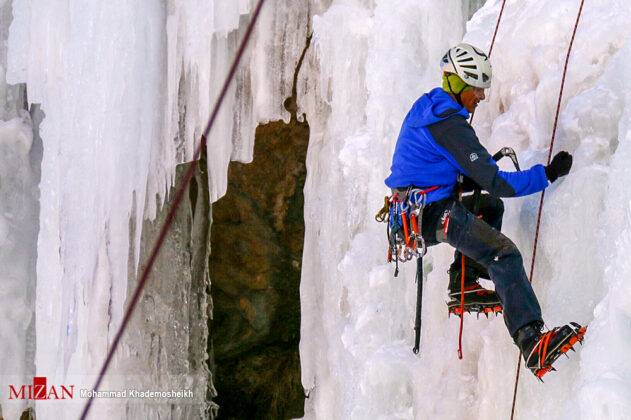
[375,186,438,276]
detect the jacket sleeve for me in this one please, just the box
[428,116,549,197]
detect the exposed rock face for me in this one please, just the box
[125,150,216,418]
[210,115,309,419]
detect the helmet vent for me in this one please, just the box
[440,43,492,88]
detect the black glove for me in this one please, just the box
[545,151,573,183]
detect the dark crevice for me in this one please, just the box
[209,32,312,420]
[283,33,312,123]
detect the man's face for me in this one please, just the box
[461,87,486,113]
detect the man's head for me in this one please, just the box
[440,43,491,112]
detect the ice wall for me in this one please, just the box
[299,1,467,418]
[0,108,38,420]
[0,1,319,419]
[300,0,631,419]
[0,1,39,418]
[167,0,326,203]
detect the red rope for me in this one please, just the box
[459,0,507,359]
[457,254,465,359]
[466,0,505,124]
[510,1,585,418]
[488,0,507,57]
[79,1,267,418]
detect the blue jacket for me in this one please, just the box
[385,88,548,203]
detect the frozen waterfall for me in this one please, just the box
[300,0,631,419]
[1,0,630,419]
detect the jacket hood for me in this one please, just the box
[406,87,469,127]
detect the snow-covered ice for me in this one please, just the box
[300,0,631,419]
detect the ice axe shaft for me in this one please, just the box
[413,256,423,354]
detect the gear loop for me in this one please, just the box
[382,186,436,264]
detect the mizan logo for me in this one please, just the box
[9,377,74,400]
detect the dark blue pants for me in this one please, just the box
[423,195,542,336]
[452,195,504,277]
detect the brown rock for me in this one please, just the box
[210,115,308,420]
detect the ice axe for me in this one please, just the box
[471,147,521,214]
[492,147,521,171]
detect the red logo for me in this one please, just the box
[9,377,74,400]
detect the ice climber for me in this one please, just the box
[384,43,586,377]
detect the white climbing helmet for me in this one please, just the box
[440,43,492,89]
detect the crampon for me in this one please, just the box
[447,284,503,318]
[524,322,587,380]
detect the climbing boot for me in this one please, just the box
[447,263,502,317]
[513,321,587,379]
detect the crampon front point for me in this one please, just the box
[527,322,587,380]
[447,284,503,318]
[448,301,503,318]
